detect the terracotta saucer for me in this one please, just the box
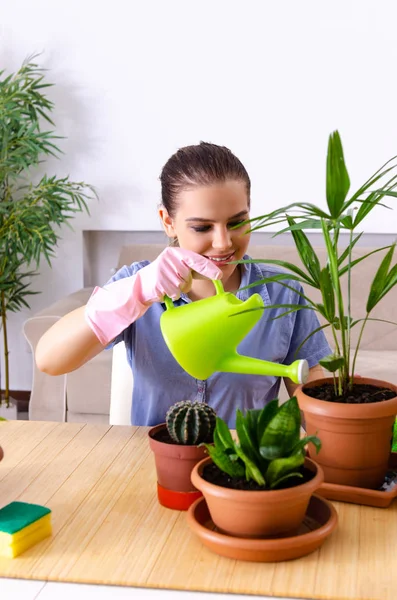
[317,452,397,509]
[186,494,338,562]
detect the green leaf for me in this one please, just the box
[259,397,301,458]
[366,244,395,312]
[256,400,279,441]
[286,215,321,286]
[234,257,317,287]
[266,451,305,488]
[213,417,235,451]
[234,444,266,485]
[270,471,303,489]
[338,245,394,276]
[319,266,335,322]
[319,354,346,372]
[326,130,350,218]
[291,435,322,455]
[235,410,260,461]
[203,444,245,479]
[337,232,363,266]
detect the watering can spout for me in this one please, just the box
[218,354,309,384]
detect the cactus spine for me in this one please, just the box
[166,401,216,445]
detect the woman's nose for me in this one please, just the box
[212,227,232,250]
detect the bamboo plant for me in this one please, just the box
[0,56,96,407]
[239,131,397,398]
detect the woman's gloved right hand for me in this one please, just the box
[85,247,223,346]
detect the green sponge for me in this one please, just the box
[0,501,52,558]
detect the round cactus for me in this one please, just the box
[165,401,216,445]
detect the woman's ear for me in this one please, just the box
[158,206,176,237]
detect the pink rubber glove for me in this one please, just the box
[85,247,222,346]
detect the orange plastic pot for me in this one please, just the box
[148,424,207,511]
[296,377,397,489]
[191,456,323,538]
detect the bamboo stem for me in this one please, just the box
[0,291,10,408]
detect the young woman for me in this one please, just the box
[36,142,331,426]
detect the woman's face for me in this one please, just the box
[159,180,251,287]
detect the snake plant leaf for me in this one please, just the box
[366,244,395,312]
[319,354,346,372]
[234,443,266,486]
[259,397,301,458]
[236,409,260,461]
[256,399,279,441]
[265,450,306,488]
[326,130,350,218]
[203,444,245,479]
[270,471,304,489]
[286,216,321,286]
[291,435,322,455]
[214,417,235,451]
[246,409,261,446]
[259,444,284,460]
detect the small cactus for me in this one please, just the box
[166,401,216,445]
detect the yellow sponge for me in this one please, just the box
[0,501,52,558]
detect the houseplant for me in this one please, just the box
[191,396,323,537]
[0,56,95,411]
[148,400,217,510]
[238,130,397,489]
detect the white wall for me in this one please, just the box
[1,0,397,390]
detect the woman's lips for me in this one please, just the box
[205,252,235,265]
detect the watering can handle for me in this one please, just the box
[163,279,225,310]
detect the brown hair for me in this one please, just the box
[160,142,251,218]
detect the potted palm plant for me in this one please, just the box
[191,396,323,538]
[0,56,95,415]
[148,400,217,510]
[238,130,397,489]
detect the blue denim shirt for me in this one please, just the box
[107,257,331,427]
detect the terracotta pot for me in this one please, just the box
[296,377,397,489]
[148,423,208,510]
[0,445,3,462]
[191,456,323,538]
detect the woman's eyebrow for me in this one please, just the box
[185,210,248,223]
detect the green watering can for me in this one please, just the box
[160,280,309,384]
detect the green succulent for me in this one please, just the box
[166,400,216,445]
[202,397,321,489]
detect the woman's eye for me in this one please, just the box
[192,225,211,233]
[228,220,245,229]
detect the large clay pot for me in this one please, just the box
[296,377,397,489]
[148,423,207,511]
[191,456,323,538]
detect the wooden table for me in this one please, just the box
[0,421,395,600]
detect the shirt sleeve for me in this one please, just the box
[283,283,332,369]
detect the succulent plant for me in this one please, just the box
[202,397,321,489]
[166,401,216,445]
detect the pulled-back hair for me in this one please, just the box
[160,142,251,217]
